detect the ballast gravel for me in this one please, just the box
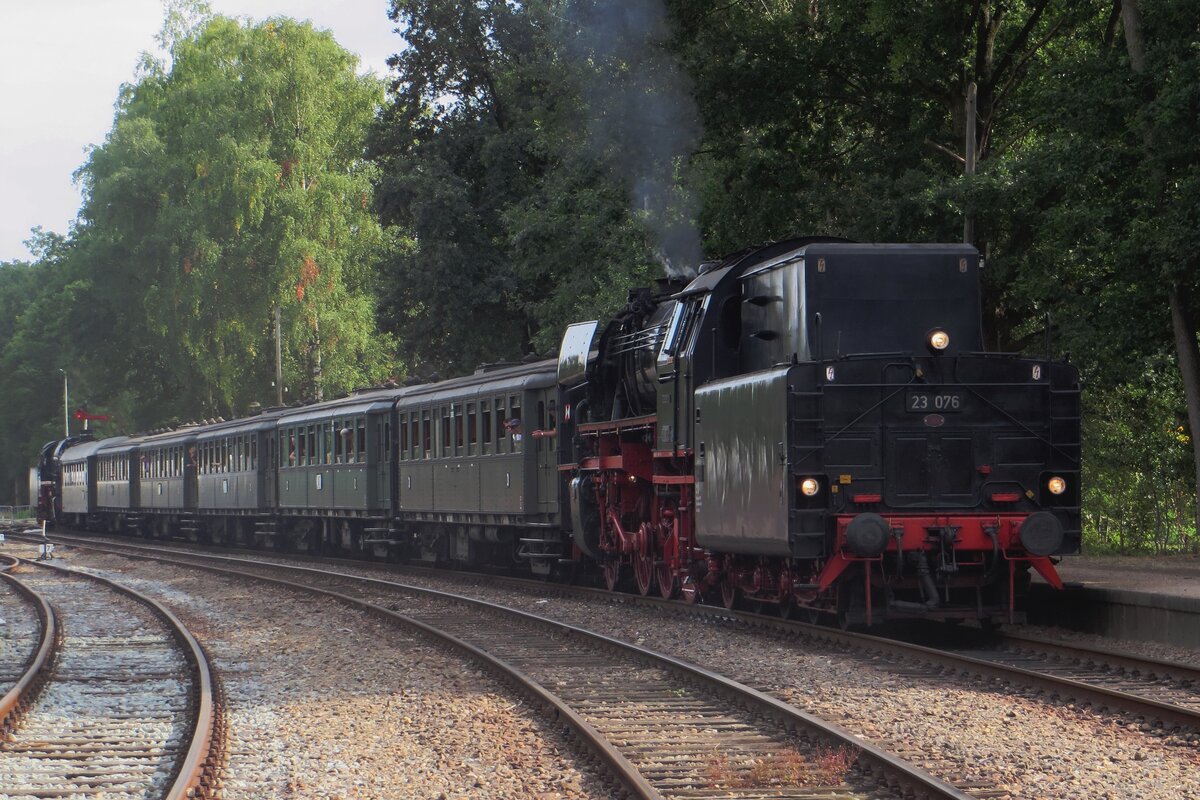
[15,540,1200,799]
[11,545,611,800]
[328,566,1200,800]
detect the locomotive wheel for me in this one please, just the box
[680,576,701,604]
[633,554,656,596]
[779,590,797,620]
[603,560,622,592]
[836,579,865,630]
[720,577,739,610]
[656,563,677,600]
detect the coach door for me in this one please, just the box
[534,390,558,516]
[264,432,277,507]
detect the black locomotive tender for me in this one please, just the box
[36,240,1080,626]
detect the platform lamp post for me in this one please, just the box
[59,369,69,437]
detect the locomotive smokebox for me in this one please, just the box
[1018,512,1064,556]
[845,512,890,557]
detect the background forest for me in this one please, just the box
[1,0,1197,554]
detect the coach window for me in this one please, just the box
[537,401,546,452]
[250,437,257,469]
[297,429,307,465]
[397,414,408,461]
[356,418,368,463]
[439,407,450,458]
[322,423,332,465]
[334,419,344,463]
[481,400,492,455]
[510,396,523,452]
[492,398,506,453]
[305,425,315,466]
[454,404,464,456]
[465,403,477,456]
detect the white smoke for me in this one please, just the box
[563,0,703,279]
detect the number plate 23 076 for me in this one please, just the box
[906,390,964,413]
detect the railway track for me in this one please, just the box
[23,532,1200,795]
[0,550,220,799]
[0,555,55,735]
[18,534,977,800]
[952,630,1200,718]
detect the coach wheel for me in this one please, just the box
[603,560,622,592]
[656,563,677,600]
[633,554,655,596]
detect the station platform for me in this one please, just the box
[1028,553,1200,648]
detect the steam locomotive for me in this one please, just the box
[35,239,1080,626]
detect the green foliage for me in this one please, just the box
[74,14,395,416]
[1082,363,1195,553]
[368,0,684,374]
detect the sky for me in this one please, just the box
[0,0,401,264]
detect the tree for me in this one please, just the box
[368,0,694,374]
[74,13,395,418]
[1117,0,1200,543]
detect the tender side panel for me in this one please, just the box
[695,366,793,556]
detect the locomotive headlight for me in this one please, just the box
[928,329,951,351]
[1047,476,1067,495]
[800,477,821,497]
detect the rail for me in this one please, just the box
[0,555,58,735]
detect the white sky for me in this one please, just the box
[0,0,401,263]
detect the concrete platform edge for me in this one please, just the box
[1028,583,1200,649]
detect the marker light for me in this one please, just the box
[800,478,821,497]
[929,330,951,351]
[1047,476,1067,495]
